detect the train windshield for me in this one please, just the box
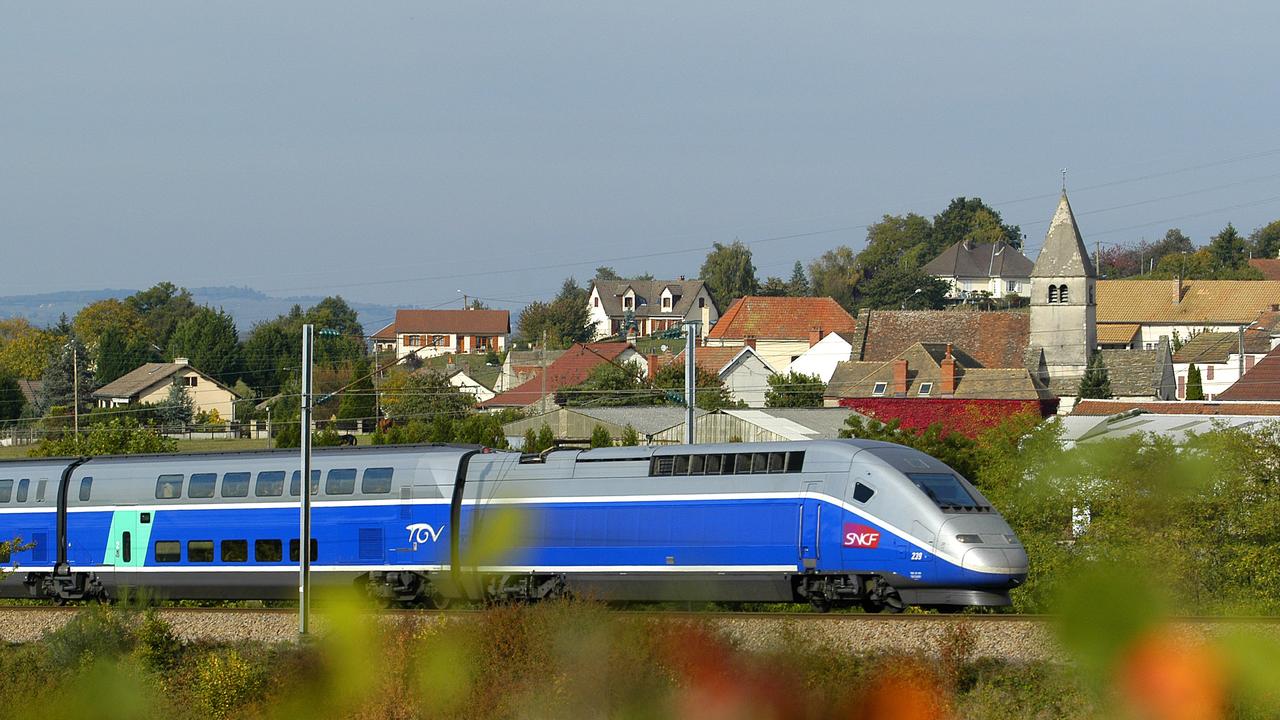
[906,473,980,510]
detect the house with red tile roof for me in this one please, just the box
[478,342,643,411]
[824,342,1056,437]
[1215,344,1280,401]
[646,344,777,407]
[705,296,857,372]
[372,309,510,362]
[1249,258,1280,281]
[850,308,1031,370]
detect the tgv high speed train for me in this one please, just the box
[0,440,1027,611]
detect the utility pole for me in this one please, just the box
[540,329,548,416]
[299,324,313,637]
[266,406,272,450]
[1239,327,1246,379]
[683,321,701,444]
[71,342,79,436]
[1095,242,1101,277]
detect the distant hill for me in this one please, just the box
[0,286,399,335]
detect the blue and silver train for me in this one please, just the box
[0,440,1027,610]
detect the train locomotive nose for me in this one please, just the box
[961,546,1029,583]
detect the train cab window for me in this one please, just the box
[79,477,93,502]
[650,457,674,476]
[255,471,286,497]
[0,480,11,503]
[688,455,705,475]
[15,479,28,503]
[188,473,216,499]
[187,541,214,563]
[36,479,47,502]
[852,482,875,503]
[255,539,283,562]
[673,456,690,475]
[289,470,321,497]
[906,473,980,510]
[326,468,357,495]
[361,467,394,494]
[751,453,769,473]
[154,541,181,563]
[155,474,184,500]
[734,453,753,474]
[289,539,318,562]
[703,454,722,474]
[221,540,248,562]
[767,453,786,473]
[786,452,805,473]
[221,472,250,498]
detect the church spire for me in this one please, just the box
[1032,191,1094,278]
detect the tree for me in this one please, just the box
[0,318,61,380]
[558,362,663,407]
[95,325,159,386]
[522,427,538,452]
[517,297,595,348]
[306,296,365,337]
[594,266,621,280]
[157,376,195,431]
[73,299,149,353]
[932,197,1022,250]
[336,360,376,430]
[620,424,640,446]
[0,374,22,421]
[699,241,758,308]
[28,417,177,457]
[379,370,474,423]
[653,362,739,411]
[857,213,935,275]
[1078,353,1112,399]
[1150,248,1262,280]
[856,265,950,311]
[807,246,861,311]
[787,260,811,296]
[765,371,825,408]
[1208,223,1248,271]
[757,276,790,296]
[1185,364,1205,401]
[840,415,981,481]
[125,282,199,349]
[1249,220,1280,260]
[590,425,613,448]
[37,338,93,416]
[167,307,242,382]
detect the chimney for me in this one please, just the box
[893,358,908,396]
[173,357,189,366]
[646,353,660,381]
[940,344,957,395]
[808,327,824,347]
[1173,276,1183,304]
[744,335,757,350]
[678,275,686,281]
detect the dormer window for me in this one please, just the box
[917,382,933,396]
[623,296,634,310]
[871,382,888,397]
[662,296,672,311]
[593,297,599,307]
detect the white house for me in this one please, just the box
[92,359,238,421]
[372,309,510,361]
[1096,280,1280,350]
[786,331,855,382]
[921,239,1034,301]
[1170,330,1272,400]
[655,345,778,408]
[704,296,858,372]
[445,367,496,403]
[587,278,718,340]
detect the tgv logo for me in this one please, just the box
[406,523,446,544]
[843,523,881,549]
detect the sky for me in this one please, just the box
[5,2,1280,316]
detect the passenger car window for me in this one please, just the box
[221,540,248,562]
[154,541,181,563]
[15,479,28,503]
[325,468,356,495]
[221,472,250,498]
[187,541,214,562]
[255,539,283,562]
[0,480,11,503]
[188,473,216,499]
[256,471,286,497]
[289,539,318,562]
[289,470,321,496]
[78,477,93,502]
[155,474,184,500]
[35,479,46,502]
[361,467,393,494]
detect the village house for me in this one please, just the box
[824,342,1056,436]
[1170,329,1271,400]
[786,331,857,383]
[921,238,1034,302]
[587,278,718,339]
[92,358,238,421]
[1094,279,1280,351]
[1215,343,1280,402]
[495,348,565,393]
[703,296,858,372]
[479,343,645,411]
[371,309,510,361]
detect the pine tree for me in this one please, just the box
[1185,363,1205,401]
[590,425,613,448]
[535,423,556,453]
[1078,353,1112,399]
[37,337,93,416]
[522,427,538,452]
[620,424,640,446]
[787,260,811,296]
[158,376,196,431]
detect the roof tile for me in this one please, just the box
[709,296,856,340]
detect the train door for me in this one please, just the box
[104,510,147,593]
[798,481,822,570]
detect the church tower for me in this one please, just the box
[1030,192,1096,393]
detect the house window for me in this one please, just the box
[918,382,933,396]
[662,296,672,311]
[1007,281,1018,293]
[698,297,706,309]
[404,335,422,347]
[872,382,888,397]
[184,376,198,387]
[1206,365,1214,381]
[623,295,634,310]
[593,297,599,307]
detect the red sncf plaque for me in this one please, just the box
[843,523,881,548]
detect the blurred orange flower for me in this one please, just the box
[1119,629,1226,720]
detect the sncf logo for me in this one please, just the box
[843,523,881,549]
[405,523,446,544]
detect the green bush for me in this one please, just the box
[134,610,182,675]
[44,606,136,670]
[192,649,266,719]
[589,424,613,448]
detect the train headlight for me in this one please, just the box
[955,534,982,544]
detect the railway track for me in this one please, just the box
[5,605,1280,663]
